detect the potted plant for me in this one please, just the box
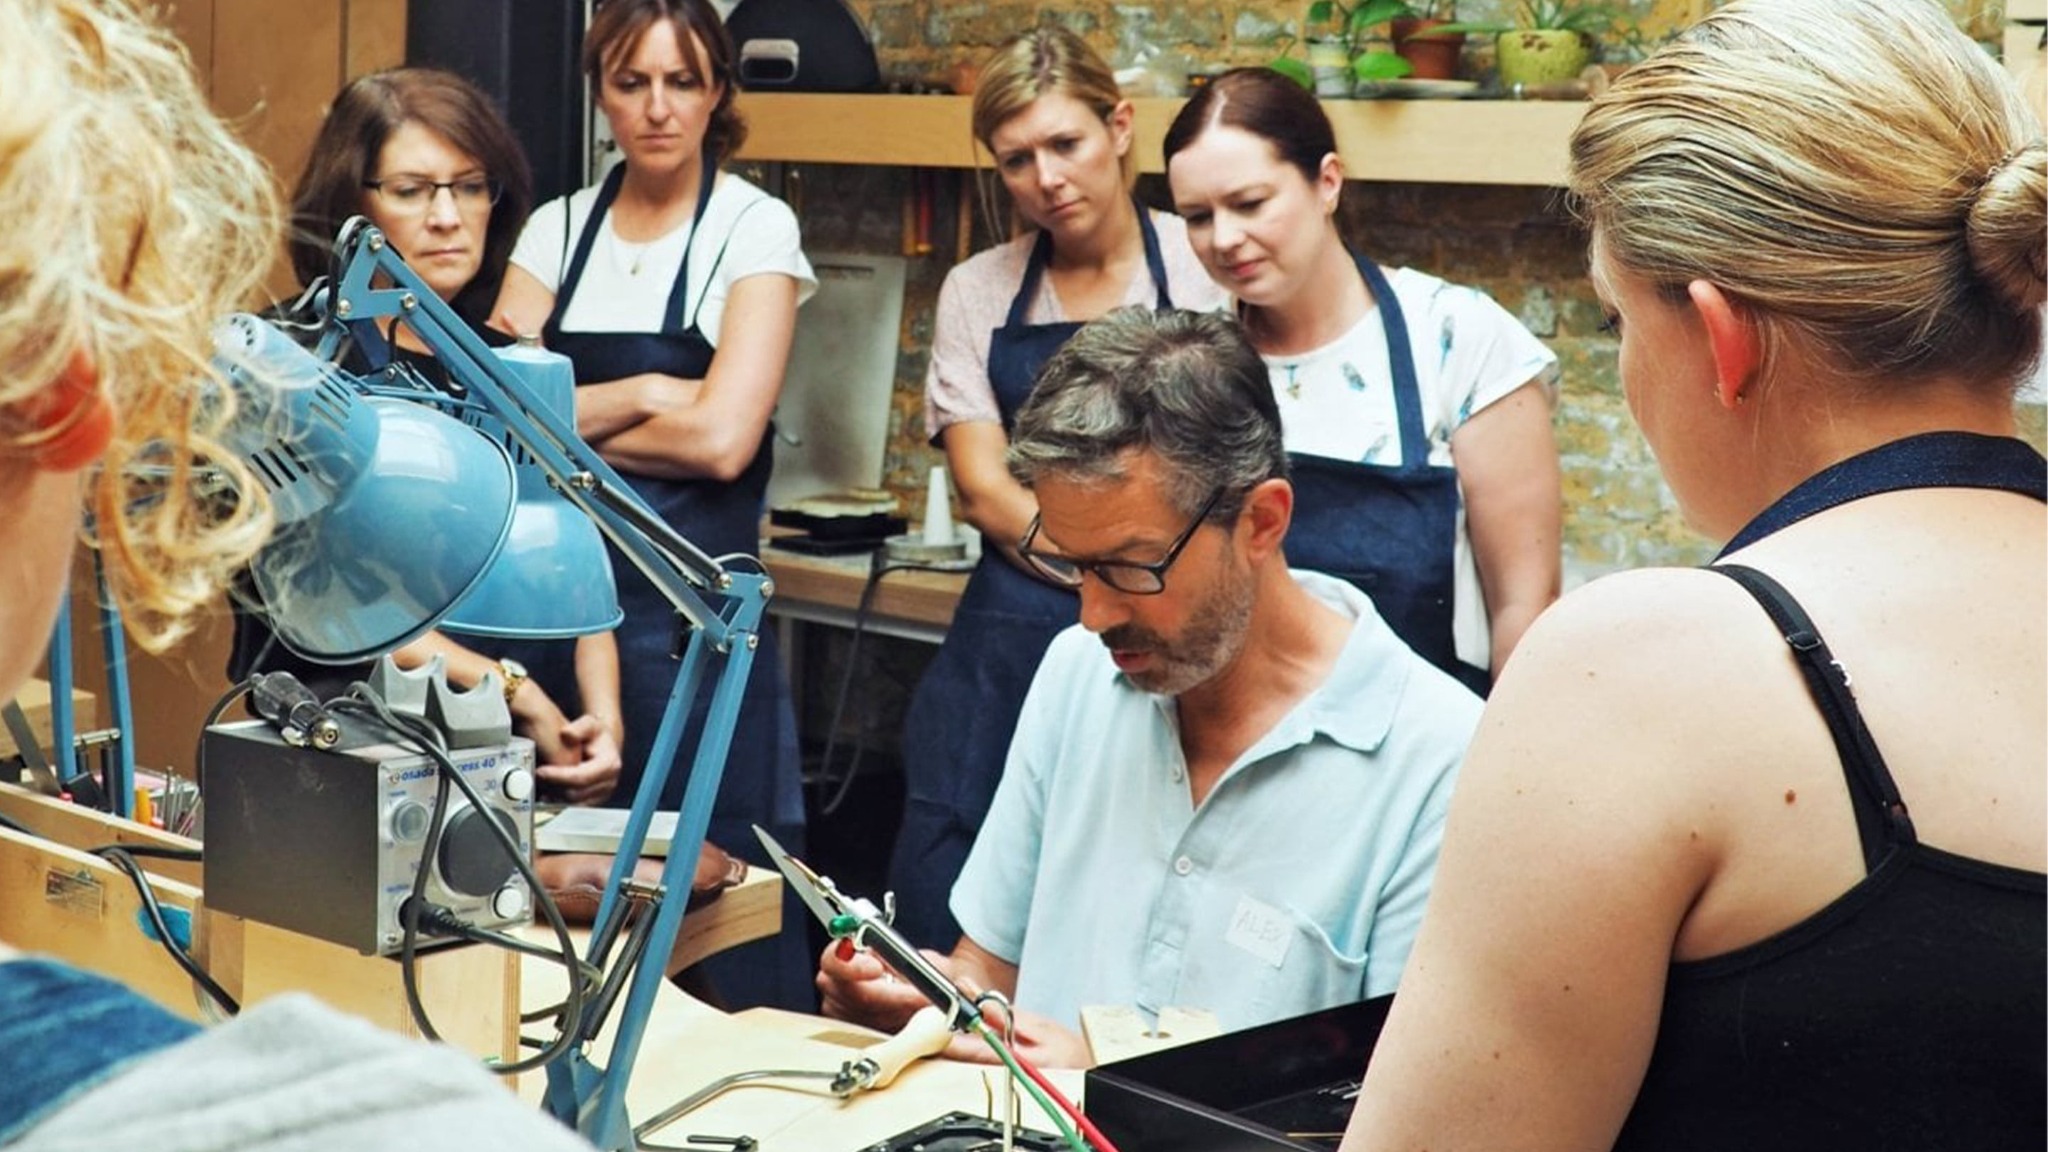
[1390,2,1499,81]
[1272,0,1503,92]
[1270,0,1502,91]
[1312,0,1418,87]
[1496,0,1620,89]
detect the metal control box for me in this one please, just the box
[203,719,535,955]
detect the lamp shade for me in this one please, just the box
[438,341,623,638]
[214,314,516,662]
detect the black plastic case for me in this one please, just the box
[1082,996,1394,1152]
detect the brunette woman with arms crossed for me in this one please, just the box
[495,0,816,1009]
[1340,0,2044,1146]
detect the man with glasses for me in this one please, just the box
[818,307,1482,1065]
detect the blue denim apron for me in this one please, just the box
[1718,431,2047,554]
[1283,253,1483,694]
[888,209,1176,948]
[544,160,809,1009]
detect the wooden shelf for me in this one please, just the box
[733,93,1588,187]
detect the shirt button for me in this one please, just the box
[1173,855,1194,876]
[1170,766,1184,781]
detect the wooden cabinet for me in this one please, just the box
[733,93,1589,186]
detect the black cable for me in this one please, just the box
[812,557,975,817]
[326,694,501,1050]
[402,760,454,1042]
[92,845,239,1016]
[415,905,604,985]
[194,678,256,796]
[415,902,605,1031]
[328,689,586,1076]
[86,842,201,863]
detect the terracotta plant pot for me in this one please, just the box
[1496,28,1591,87]
[1392,18,1467,81]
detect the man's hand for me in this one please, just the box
[817,942,967,1034]
[536,713,621,806]
[816,940,1090,1066]
[940,1002,1093,1069]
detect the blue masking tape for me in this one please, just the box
[137,903,193,951]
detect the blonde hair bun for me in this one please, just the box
[1967,140,2048,314]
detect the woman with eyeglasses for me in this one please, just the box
[1166,69,1562,697]
[229,67,627,809]
[493,0,816,1011]
[887,26,1228,952]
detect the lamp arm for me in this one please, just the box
[325,220,733,638]
[314,220,771,1150]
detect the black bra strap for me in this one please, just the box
[1711,564,1916,869]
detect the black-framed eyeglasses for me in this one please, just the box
[1017,486,1226,596]
[361,176,503,214]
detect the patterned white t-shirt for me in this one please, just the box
[1261,266,1559,671]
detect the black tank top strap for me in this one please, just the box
[1711,563,1917,869]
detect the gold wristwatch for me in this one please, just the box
[497,658,529,704]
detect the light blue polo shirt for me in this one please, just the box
[950,570,1480,1033]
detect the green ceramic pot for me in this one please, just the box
[1496,28,1590,88]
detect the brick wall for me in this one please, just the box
[768,0,2037,590]
[772,0,2037,780]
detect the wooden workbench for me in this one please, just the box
[759,538,969,645]
[518,945,1086,1151]
[0,781,782,1068]
[0,677,96,761]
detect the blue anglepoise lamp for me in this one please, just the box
[215,313,519,662]
[226,218,768,1152]
[437,340,623,639]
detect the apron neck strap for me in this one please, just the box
[543,164,626,341]
[1352,252,1431,470]
[1136,204,1173,310]
[1004,199,1175,327]
[546,155,719,340]
[661,155,721,334]
[1006,230,1056,328]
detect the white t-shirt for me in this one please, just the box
[923,211,1229,439]
[1262,267,1559,671]
[510,170,816,342]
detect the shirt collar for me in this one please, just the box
[1134,569,1410,758]
[1280,569,1407,755]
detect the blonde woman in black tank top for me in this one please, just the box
[1340,1,2046,1148]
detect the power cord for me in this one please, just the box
[88,842,239,1017]
[810,557,975,817]
[327,687,587,1076]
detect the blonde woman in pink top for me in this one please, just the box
[887,25,1227,951]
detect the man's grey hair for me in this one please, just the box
[1007,307,1287,522]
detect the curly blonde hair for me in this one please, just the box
[1569,0,2044,394]
[0,0,282,649]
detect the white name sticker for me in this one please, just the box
[1225,894,1293,969]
